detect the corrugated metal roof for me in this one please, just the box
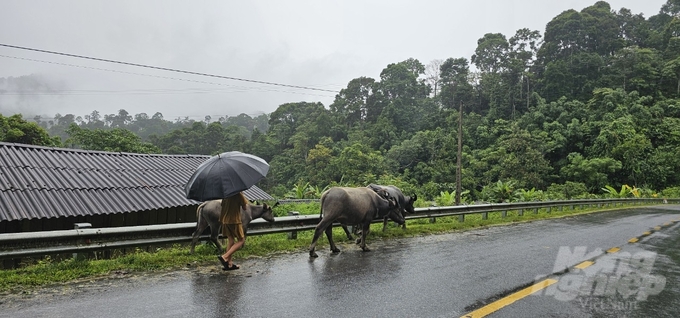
[0,142,274,222]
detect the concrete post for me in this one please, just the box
[287,211,299,240]
[73,223,92,261]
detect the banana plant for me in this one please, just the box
[435,190,470,206]
[602,184,632,198]
[309,185,330,198]
[289,180,312,199]
[493,180,516,203]
[514,188,543,202]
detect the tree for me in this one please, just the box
[661,0,680,16]
[268,102,327,152]
[590,115,652,186]
[305,137,338,186]
[367,58,431,149]
[607,46,661,96]
[507,28,542,115]
[536,2,622,102]
[476,123,552,189]
[0,114,60,146]
[424,59,444,98]
[617,8,653,47]
[330,142,388,185]
[439,57,475,112]
[329,77,376,129]
[471,33,509,74]
[560,152,622,192]
[663,57,680,96]
[65,124,160,154]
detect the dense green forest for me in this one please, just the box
[3,1,680,202]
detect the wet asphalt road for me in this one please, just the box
[2,205,680,318]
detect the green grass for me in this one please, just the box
[0,203,654,293]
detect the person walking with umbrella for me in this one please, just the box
[184,151,270,270]
[217,191,249,270]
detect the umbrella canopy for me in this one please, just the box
[184,151,269,202]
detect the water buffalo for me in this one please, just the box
[308,187,401,258]
[189,200,276,254]
[367,184,417,231]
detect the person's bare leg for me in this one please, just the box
[225,236,234,254]
[223,239,244,268]
[221,235,235,261]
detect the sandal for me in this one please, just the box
[223,263,240,271]
[217,256,229,268]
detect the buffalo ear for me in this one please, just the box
[273,201,280,208]
[412,194,418,202]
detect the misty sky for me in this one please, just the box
[0,0,668,122]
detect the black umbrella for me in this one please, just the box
[185,151,270,202]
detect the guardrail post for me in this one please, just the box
[482,212,488,220]
[501,210,507,218]
[518,209,524,216]
[458,215,465,223]
[547,206,552,213]
[429,216,436,223]
[73,223,92,260]
[287,211,300,240]
[533,208,538,214]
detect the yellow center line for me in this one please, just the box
[654,226,661,230]
[460,232,664,318]
[663,222,671,226]
[607,247,620,253]
[574,261,594,269]
[460,279,558,318]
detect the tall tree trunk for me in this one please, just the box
[526,75,530,110]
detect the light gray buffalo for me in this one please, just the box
[189,200,276,254]
[309,187,401,258]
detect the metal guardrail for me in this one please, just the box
[0,198,677,259]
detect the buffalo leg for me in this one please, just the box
[326,226,340,254]
[360,222,371,252]
[354,225,362,244]
[309,224,328,258]
[209,225,224,253]
[189,215,209,254]
[382,217,389,232]
[341,225,354,241]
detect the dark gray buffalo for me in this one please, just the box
[189,200,276,254]
[309,187,401,258]
[367,184,417,231]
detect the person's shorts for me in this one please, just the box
[223,224,245,241]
